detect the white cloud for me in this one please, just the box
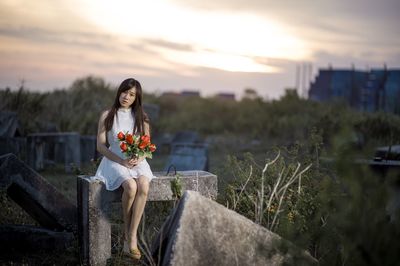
[0,0,398,98]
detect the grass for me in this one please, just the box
[1,142,272,265]
[0,150,185,265]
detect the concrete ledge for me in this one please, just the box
[77,171,218,266]
[77,170,217,202]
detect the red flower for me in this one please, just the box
[139,141,148,150]
[120,142,128,152]
[149,143,156,152]
[126,134,134,144]
[138,135,151,149]
[141,135,150,144]
[117,131,125,140]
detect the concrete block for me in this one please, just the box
[165,143,209,171]
[80,135,96,163]
[152,191,318,266]
[77,170,217,266]
[27,132,81,172]
[77,175,112,266]
[150,170,217,201]
[0,153,77,232]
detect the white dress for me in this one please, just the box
[93,107,155,191]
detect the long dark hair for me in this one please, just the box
[104,78,150,136]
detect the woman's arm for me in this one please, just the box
[144,121,150,138]
[96,110,134,168]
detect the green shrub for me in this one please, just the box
[220,133,400,265]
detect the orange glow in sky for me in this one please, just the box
[0,0,398,98]
[77,0,310,73]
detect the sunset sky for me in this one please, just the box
[0,0,399,99]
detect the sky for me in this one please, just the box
[0,0,399,99]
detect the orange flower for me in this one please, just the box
[138,135,151,149]
[139,141,148,149]
[140,135,150,144]
[117,131,125,140]
[120,142,128,152]
[149,143,156,152]
[126,134,134,144]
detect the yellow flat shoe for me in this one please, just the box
[123,241,141,260]
[129,247,142,260]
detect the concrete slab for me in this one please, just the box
[0,153,77,232]
[152,191,318,266]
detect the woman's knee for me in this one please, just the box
[122,179,137,198]
[137,176,150,197]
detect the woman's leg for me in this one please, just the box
[128,175,150,249]
[121,179,138,241]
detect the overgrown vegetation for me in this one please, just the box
[221,131,400,265]
[1,76,400,265]
[2,76,400,149]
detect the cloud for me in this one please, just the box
[140,38,196,52]
[170,0,400,24]
[171,0,400,48]
[136,63,295,99]
[0,25,115,51]
[0,0,398,99]
[311,49,394,69]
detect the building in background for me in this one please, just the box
[161,90,200,98]
[214,92,235,101]
[309,67,400,114]
[180,90,200,97]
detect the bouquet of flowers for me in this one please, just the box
[117,131,156,159]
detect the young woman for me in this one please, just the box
[94,78,154,260]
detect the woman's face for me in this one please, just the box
[119,87,136,108]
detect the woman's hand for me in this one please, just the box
[129,156,145,167]
[120,158,135,168]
